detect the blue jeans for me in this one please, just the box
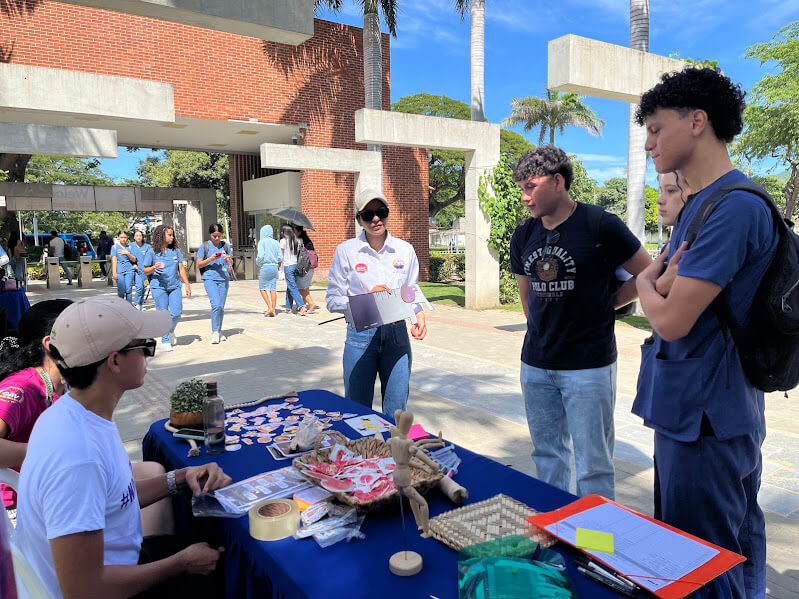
[283,264,306,311]
[654,429,766,599]
[520,362,617,499]
[8,257,24,281]
[342,322,411,417]
[204,278,229,333]
[151,286,182,343]
[58,257,73,284]
[134,271,148,307]
[116,270,134,302]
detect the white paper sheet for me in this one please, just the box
[544,503,719,592]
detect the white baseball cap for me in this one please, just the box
[355,189,389,215]
[50,296,171,368]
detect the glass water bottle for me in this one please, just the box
[203,381,225,454]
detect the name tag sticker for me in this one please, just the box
[355,263,368,274]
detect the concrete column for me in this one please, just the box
[77,256,93,288]
[465,149,500,309]
[46,258,61,289]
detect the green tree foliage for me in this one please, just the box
[392,93,534,221]
[595,176,658,232]
[668,52,719,68]
[595,177,627,215]
[502,90,605,146]
[568,158,598,205]
[138,150,230,223]
[738,21,799,218]
[752,174,788,210]
[17,156,137,239]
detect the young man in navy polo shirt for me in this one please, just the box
[633,67,777,598]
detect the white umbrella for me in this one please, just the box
[268,208,315,231]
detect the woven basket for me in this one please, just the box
[293,431,443,514]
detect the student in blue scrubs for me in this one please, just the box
[111,231,136,303]
[143,225,191,352]
[128,230,152,311]
[196,223,233,344]
[634,67,776,598]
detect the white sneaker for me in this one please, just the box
[211,332,220,344]
[136,304,143,311]
[219,334,227,342]
[161,341,173,352]
[169,333,177,346]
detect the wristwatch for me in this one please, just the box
[166,470,179,495]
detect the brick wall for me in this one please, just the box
[1,3,429,280]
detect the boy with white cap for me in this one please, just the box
[15,296,231,599]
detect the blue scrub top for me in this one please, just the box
[129,242,152,274]
[111,243,134,274]
[633,170,778,442]
[149,248,184,290]
[197,240,231,281]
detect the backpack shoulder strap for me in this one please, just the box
[583,203,605,246]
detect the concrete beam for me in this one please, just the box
[355,108,499,154]
[260,143,382,197]
[0,63,174,122]
[56,0,314,45]
[548,35,687,103]
[0,123,118,158]
[355,108,500,309]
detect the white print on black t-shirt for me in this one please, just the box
[523,245,577,300]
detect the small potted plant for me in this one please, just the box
[169,378,206,427]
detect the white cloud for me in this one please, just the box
[587,165,627,182]
[576,153,626,163]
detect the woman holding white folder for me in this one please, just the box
[326,189,426,416]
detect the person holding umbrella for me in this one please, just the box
[326,189,427,416]
[279,225,308,316]
[293,225,317,313]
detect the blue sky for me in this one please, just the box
[100,0,796,185]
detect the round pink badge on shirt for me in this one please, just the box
[355,263,368,274]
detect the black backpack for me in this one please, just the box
[684,181,799,392]
[295,244,312,278]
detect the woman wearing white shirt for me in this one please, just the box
[326,190,427,416]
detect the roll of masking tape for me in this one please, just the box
[249,499,300,541]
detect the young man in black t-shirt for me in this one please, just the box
[510,146,651,499]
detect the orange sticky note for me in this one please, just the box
[575,528,614,554]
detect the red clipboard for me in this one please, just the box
[526,494,745,599]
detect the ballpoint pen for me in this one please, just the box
[575,557,639,592]
[576,566,638,597]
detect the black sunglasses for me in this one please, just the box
[119,339,157,357]
[358,206,389,221]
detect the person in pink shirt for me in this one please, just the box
[0,300,72,507]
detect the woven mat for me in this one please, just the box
[428,493,557,551]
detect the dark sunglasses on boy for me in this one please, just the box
[119,338,157,357]
[358,206,389,221]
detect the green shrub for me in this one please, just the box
[451,254,465,280]
[500,272,521,304]
[429,254,446,282]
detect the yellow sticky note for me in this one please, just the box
[575,528,615,554]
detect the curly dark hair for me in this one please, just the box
[512,146,573,190]
[635,66,745,143]
[152,224,176,253]
[0,299,72,381]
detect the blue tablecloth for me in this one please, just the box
[0,287,30,330]
[143,390,622,599]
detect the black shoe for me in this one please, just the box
[67,281,73,286]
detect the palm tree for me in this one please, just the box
[316,1,398,153]
[453,0,485,123]
[626,0,650,243]
[503,90,605,146]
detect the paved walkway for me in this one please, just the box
[24,278,799,597]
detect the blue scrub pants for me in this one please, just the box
[134,271,148,308]
[116,270,134,302]
[654,428,765,599]
[151,286,182,343]
[204,279,229,333]
[8,257,24,281]
[342,322,411,417]
[283,264,306,311]
[520,362,617,499]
